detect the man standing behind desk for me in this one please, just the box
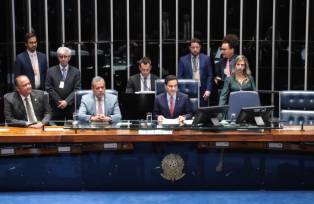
[153,75,193,123]
[214,34,239,89]
[125,57,159,93]
[78,76,121,123]
[45,47,81,122]
[178,38,213,107]
[4,75,51,128]
[14,32,48,90]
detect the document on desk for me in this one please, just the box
[162,119,179,125]
[44,127,67,131]
[184,120,193,125]
[0,128,9,132]
[138,130,173,135]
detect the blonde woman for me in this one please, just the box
[219,55,256,105]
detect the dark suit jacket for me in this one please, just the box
[45,65,81,107]
[178,53,213,92]
[14,51,48,90]
[125,73,159,93]
[214,54,238,88]
[4,90,52,127]
[153,92,193,119]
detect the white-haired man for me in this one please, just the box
[45,46,81,123]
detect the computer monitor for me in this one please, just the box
[236,105,275,126]
[192,105,229,127]
[118,92,155,120]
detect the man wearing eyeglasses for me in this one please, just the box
[214,34,239,89]
[45,47,81,123]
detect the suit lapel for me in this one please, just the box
[30,92,39,119]
[187,54,193,77]
[136,74,141,91]
[24,51,35,76]
[174,93,181,117]
[162,93,171,117]
[104,96,109,115]
[91,96,96,115]
[16,92,27,120]
[199,54,204,76]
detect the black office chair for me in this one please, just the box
[155,79,199,113]
[227,91,261,120]
[74,89,118,113]
[279,91,314,125]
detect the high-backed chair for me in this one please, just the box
[155,79,199,113]
[227,91,261,120]
[74,89,118,112]
[279,91,314,125]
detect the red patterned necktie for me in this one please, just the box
[169,96,174,117]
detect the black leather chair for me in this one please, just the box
[74,89,118,112]
[279,91,314,125]
[155,79,199,113]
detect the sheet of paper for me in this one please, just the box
[138,130,173,135]
[162,119,179,125]
[184,120,193,125]
[44,127,66,131]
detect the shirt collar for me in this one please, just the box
[94,95,105,101]
[59,64,69,71]
[191,54,199,60]
[166,93,176,101]
[19,94,30,101]
[140,74,150,79]
[27,50,37,57]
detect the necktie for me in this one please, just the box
[30,54,40,88]
[225,59,231,77]
[25,97,37,123]
[62,68,67,80]
[143,77,148,91]
[169,96,174,117]
[192,56,197,72]
[97,98,104,115]
[31,54,39,75]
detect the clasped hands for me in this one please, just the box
[157,115,186,123]
[90,114,112,122]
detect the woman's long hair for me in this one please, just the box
[234,55,251,77]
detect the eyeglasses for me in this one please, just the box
[58,55,69,58]
[220,48,227,51]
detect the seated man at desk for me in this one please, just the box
[4,75,52,128]
[125,56,159,93]
[78,76,121,123]
[153,75,193,123]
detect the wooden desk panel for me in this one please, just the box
[1,126,314,143]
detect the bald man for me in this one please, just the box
[4,75,51,128]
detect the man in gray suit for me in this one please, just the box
[4,75,51,128]
[125,57,159,93]
[45,46,81,122]
[78,76,121,123]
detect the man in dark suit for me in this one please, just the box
[178,38,213,107]
[214,34,239,89]
[153,75,193,123]
[14,32,48,90]
[4,75,51,128]
[125,57,159,93]
[211,34,239,105]
[45,47,81,122]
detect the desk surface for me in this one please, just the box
[1,126,314,143]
